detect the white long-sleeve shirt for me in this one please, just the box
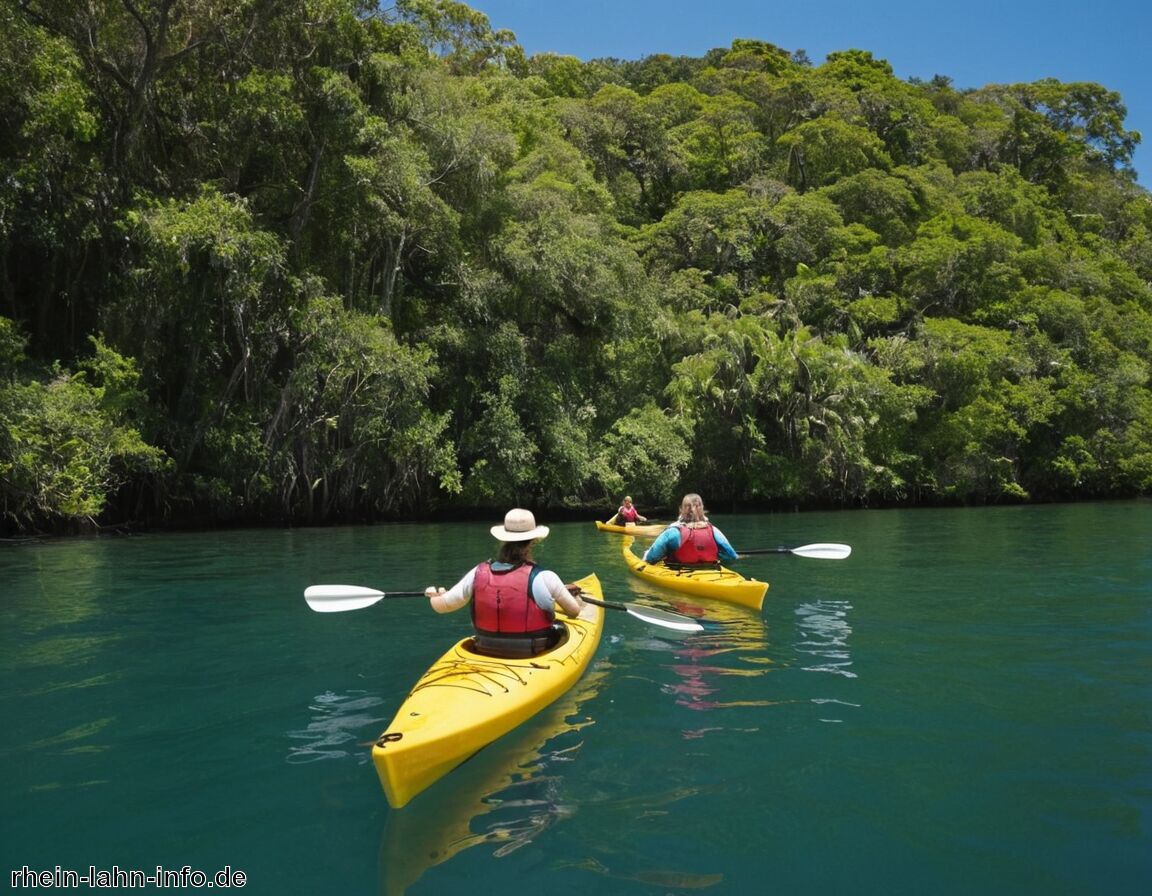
[429,562,584,618]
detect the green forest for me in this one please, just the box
[2,0,1151,535]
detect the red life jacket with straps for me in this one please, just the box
[672,523,719,564]
[471,561,554,635]
[618,504,639,523]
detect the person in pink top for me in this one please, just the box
[608,495,648,526]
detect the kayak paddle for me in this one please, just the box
[303,584,705,634]
[740,543,852,560]
[304,584,425,613]
[575,593,704,633]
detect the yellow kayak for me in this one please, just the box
[372,573,605,808]
[621,536,768,611]
[595,519,666,537]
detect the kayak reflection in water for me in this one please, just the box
[642,493,739,566]
[425,508,587,659]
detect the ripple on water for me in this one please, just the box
[795,600,857,679]
[285,690,385,764]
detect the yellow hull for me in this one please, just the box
[372,573,605,808]
[595,520,666,537]
[379,663,608,892]
[621,537,768,611]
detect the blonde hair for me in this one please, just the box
[678,493,707,524]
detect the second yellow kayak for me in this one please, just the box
[621,536,768,611]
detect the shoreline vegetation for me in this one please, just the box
[5,496,1151,544]
[2,1,1150,538]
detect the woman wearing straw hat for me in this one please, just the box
[425,508,586,658]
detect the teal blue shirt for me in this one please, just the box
[643,523,739,563]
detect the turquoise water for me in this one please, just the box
[2,503,1150,894]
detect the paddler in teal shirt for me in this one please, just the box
[643,493,739,565]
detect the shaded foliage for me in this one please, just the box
[1,0,1149,533]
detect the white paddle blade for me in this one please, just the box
[625,605,704,633]
[792,543,852,560]
[304,584,387,613]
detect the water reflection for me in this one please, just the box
[794,599,860,724]
[560,857,724,889]
[795,600,856,678]
[377,661,609,895]
[623,592,780,734]
[552,779,725,887]
[286,691,386,764]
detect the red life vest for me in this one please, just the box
[672,523,719,564]
[471,561,554,635]
[618,505,639,523]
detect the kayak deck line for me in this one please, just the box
[407,649,578,696]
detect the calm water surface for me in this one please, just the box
[2,503,1150,894]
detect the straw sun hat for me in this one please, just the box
[490,508,550,542]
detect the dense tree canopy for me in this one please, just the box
[1,0,1149,533]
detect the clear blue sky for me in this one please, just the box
[470,0,1149,182]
